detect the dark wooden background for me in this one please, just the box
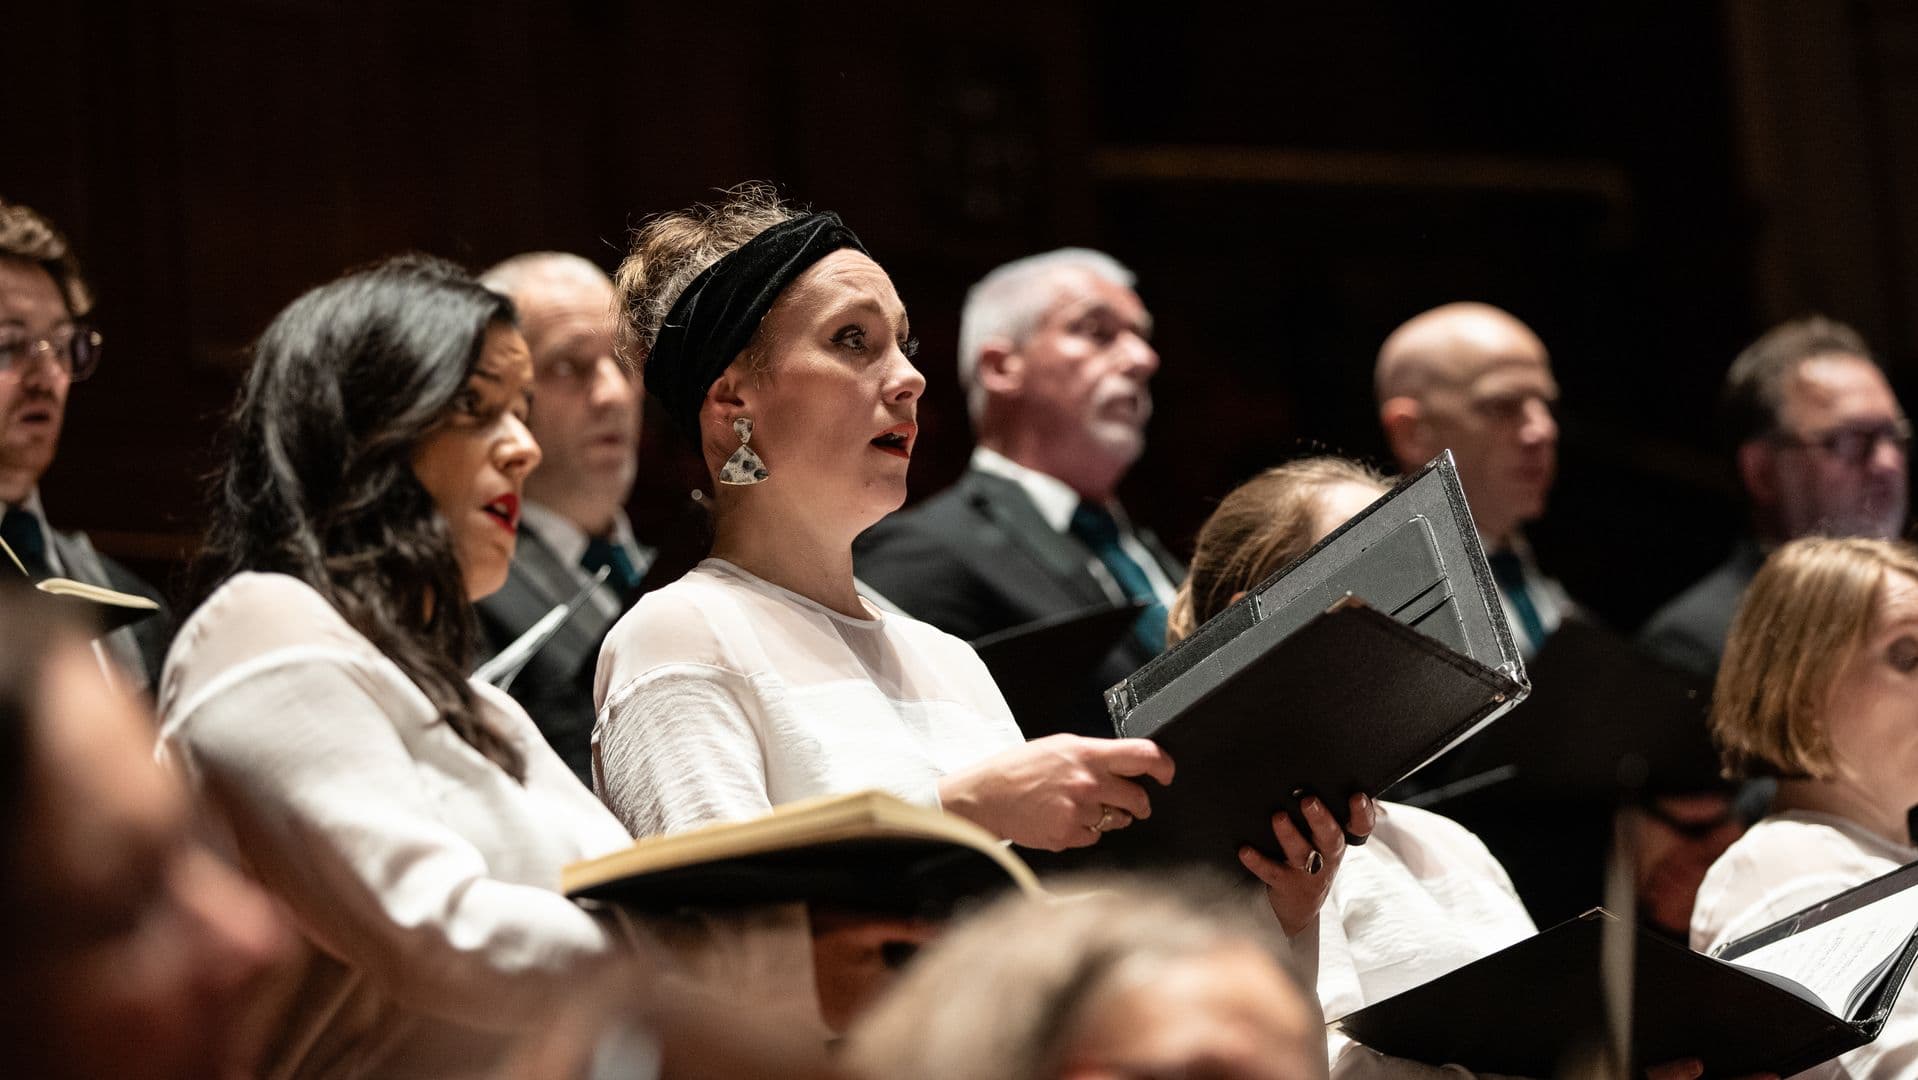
[9,1,1917,631]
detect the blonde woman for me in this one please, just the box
[1692,537,1918,1079]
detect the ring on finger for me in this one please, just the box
[1305,850,1324,875]
[1090,804,1120,834]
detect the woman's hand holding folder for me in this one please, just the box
[938,735,1176,852]
[1239,792,1377,936]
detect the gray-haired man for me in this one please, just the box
[855,249,1181,738]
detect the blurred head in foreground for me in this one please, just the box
[0,587,291,1079]
[842,874,1327,1080]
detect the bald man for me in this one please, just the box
[1376,302,1571,657]
[475,252,651,782]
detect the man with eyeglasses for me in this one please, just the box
[1642,316,1910,681]
[0,200,171,691]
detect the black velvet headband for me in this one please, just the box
[645,211,868,435]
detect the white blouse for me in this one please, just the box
[593,558,1027,838]
[1320,803,1539,1079]
[1692,810,1918,1080]
[158,572,632,1080]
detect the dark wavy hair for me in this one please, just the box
[192,254,525,780]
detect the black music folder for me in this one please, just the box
[1414,618,1721,802]
[1037,452,1528,869]
[971,600,1147,738]
[1338,860,1918,1077]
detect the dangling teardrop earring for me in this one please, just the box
[718,416,770,485]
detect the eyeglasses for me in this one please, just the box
[0,323,102,382]
[1771,418,1913,467]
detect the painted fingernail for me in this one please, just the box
[1306,850,1324,875]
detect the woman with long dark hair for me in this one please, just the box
[158,255,630,1078]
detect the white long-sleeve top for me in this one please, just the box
[1692,810,1918,1080]
[157,572,632,1080]
[592,558,1026,838]
[1321,803,1539,1079]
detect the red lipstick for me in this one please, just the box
[870,421,916,460]
[482,492,520,533]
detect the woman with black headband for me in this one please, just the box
[593,186,1187,857]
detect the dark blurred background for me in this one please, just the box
[10,1,1917,631]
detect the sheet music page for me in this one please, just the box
[1723,884,1918,1017]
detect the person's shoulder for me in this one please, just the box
[1643,548,1757,636]
[1693,811,1895,945]
[599,568,738,671]
[160,573,384,717]
[169,573,371,670]
[1370,801,1502,864]
[879,608,984,659]
[1724,812,1888,868]
[192,572,356,636]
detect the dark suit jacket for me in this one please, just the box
[47,526,172,695]
[475,528,632,784]
[853,466,1184,738]
[1638,537,1765,683]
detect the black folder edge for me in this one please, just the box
[1336,897,1918,1078]
[1408,618,1723,802]
[972,600,1150,737]
[1717,858,1918,1039]
[1250,451,1522,681]
[1296,597,1525,789]
[1046,599,1525,873]
[1105,451,1527,725]
[970,598,1147,656]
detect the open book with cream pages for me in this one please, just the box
[564,790,1044,917]
[0,535,159,633]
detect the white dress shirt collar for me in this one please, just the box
[968,446,1177,607]
[518,501,641,571]
[970,446,1088,534]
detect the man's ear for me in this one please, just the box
[1379,397,1430,470]
[975,339,1024,398]
[1738,440,1777,507]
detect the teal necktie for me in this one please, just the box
[580,535,643,599]
[1069,502,1169,656]
[0,505,51,580]
[1487,549,1548,652]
